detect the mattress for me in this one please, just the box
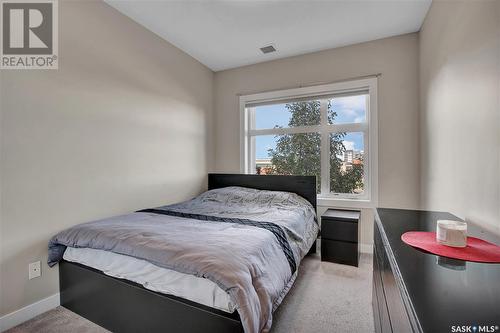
[63,247,235,313]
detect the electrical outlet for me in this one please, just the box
[29,261,41,280]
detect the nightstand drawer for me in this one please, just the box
[321,239,359,266]
[322,218,358,242]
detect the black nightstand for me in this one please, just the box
[321,209,360,266]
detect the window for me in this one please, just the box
[240,78,378,205]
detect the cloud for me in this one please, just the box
[332,95,367,110]
[342,140,355,150]
[331,95,367,123]
[339,108,357,117]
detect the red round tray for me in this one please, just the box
[401,231,500,263]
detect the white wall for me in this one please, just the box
[419,0,500,234]
[0,0,214,316]
[213,34,420,247]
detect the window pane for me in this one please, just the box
[330,132,364,194]
[254,133,321,193]
[328,94,367,124]
[252,100,321,129]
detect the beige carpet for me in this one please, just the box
[6,253,374,333]
[271,253,374,333]
[5,307,109,333]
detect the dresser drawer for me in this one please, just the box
[380,247,412,333]
[321,239,359,266]
[322,218,358,242]
[373,244,392,333]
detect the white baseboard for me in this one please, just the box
[0,293,60,332]
[360,243,373,254]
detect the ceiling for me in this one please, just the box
[105,0,432,72]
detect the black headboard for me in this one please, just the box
[208,173,317,210]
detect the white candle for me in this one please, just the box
[436,220,467,248]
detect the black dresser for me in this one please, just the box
[373,208,500,333]
[321,209,360,266]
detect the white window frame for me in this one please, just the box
[239,78,378,208]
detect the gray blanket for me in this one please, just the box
[48,186,318,333]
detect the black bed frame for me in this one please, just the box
[60,173,317,333]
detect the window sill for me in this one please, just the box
[317,196,376,209]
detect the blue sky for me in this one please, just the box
[254,95,366,159]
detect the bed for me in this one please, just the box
[49,173,318,333]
